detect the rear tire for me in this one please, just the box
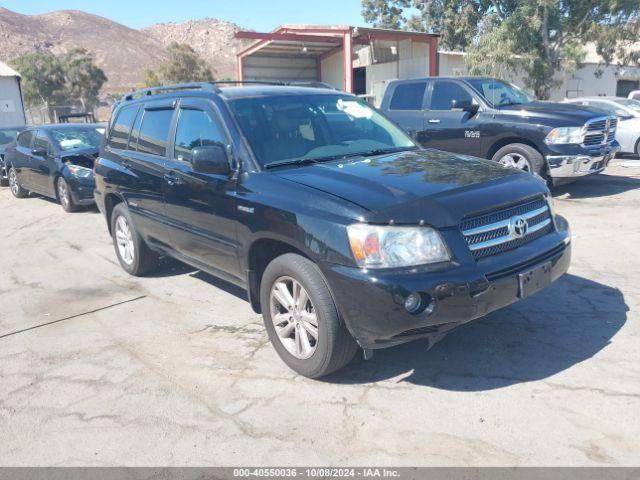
[8,167,28,198]
[110,203,159,276]
[492,143,546,180]
[56,177,79,212]
[260,253,358,378]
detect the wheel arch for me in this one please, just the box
[104,192,126,235]
[487,137,543,160]
[245,236,312,314]
[487,138,549,178]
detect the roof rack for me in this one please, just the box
[122,80,287,101]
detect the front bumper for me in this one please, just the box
[323,218,571,349]
[67,176,96,206]
[546,147,620,179]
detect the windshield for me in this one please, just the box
[467,79,534,107]
[50,127,104,151]
[0,129,22,145]
[228,94,416,168]
[613,98,640,114]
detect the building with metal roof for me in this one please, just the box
[0,61,26,127]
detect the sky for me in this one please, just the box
[0,0,368,31]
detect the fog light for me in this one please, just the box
[404,293,422,313]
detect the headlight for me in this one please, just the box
[347,224,450,268]
[544,126,584,145]
[67,164,93,178]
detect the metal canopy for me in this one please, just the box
[235,25,440,92]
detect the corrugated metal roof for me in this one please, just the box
[0,61,20,78]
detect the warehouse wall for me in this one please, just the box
[242,55,318,83]
[437,52,640,101]
[320,50,344,90]
[0,77,25,127]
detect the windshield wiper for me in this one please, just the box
[308,146,418,163]
[264,157,320,169]
[264,147,418,169]
[358,146,418,157]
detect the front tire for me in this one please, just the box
[492,143,545,179]
[8,167,28,198]
[260,253,358,378]
[110,203,159,276]
[57,177,79,212]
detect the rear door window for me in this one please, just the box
[137,109,174,157]
[430,81,473,111]
[108,106,138,150]
[174,108,226,162]
[389,82,427,110]
[17,130,34,148]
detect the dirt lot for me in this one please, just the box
[1,161,639,466]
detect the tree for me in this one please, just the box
[144,42,213,87]
[62,48,108,110]
[10,52,66,106]
[361,0,640,98]
[362,0,485,50]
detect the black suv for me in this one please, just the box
[381,77,620,184]
[95,82,571,378]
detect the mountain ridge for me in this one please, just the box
[0,7,248,93]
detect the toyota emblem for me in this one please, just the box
[509,215,529,239]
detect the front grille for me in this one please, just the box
[461,197,554,260]
[582,116,617,151]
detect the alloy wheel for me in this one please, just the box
[57,178,70,209]
[498,153,532,172]
[115,215,135,266]
[9,169,19,196]
[269,276,319,360]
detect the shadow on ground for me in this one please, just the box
[553,172,640,199]
[148,257,248,301]
[326,274,627,390]
[28,193,100,213]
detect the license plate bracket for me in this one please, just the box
[518,261,552,299]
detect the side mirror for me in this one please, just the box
[191,145,232,175]
[31,148,47,157]
[451,99,479,114]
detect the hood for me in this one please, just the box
[497,101,607,126]
[276,149,548,227]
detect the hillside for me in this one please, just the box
[0,8,247,93]
[142,18,248,80]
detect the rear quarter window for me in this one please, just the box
[108,106,138,150]
[389,83,427,110]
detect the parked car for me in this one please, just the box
[381,77,620,185]
[564,97,640,156]
[628,90,640,101]
[94,82,571,378]
[0,126,26,186]
[4,123,104,211]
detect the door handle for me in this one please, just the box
[121,159,130,168]
[428,119,441,124]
